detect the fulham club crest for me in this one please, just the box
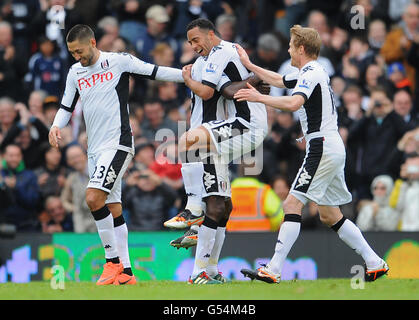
[101,59,110,70]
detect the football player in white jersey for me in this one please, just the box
[164,19,268,284]
[234,25,389,283]
[48,24,184,286]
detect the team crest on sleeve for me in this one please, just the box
[205,63,218,73]
[299,79,312,89]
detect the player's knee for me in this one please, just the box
[283,196,302,214]
[205,197,226,223]
[85,189,106,212]
[224,199,233,220]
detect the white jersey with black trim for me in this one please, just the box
[283,60,338,138]
[58,51,183,156]
[200,40,267,133]
[189,56,231,129]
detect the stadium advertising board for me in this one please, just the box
[0,231,418,282]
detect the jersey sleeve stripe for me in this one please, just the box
[202,80,217,89]
[218,80,232,93]
[61,90,80,112]
[283,75,298,89]
[292,91,308,103]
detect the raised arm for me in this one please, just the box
[235,44,286,88]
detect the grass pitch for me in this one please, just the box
[0,279,418,300]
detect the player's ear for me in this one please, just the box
[90,38,97,48]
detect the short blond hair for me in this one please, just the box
[290,25,321,59]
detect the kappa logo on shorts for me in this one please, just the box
[104,166,117,187]
[295,167,312,189]
[213,124,232,139]
[203,171,216,191]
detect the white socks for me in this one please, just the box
[92,206,119,260]
[207,226,226,277]
[268,214,301,275]
[192,217,218,278]
[114,215,131,269]
[181,162,204,216]
[333,217,382,269]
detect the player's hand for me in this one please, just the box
[182,64,193,81]
[234,82,262,102]
[235,43,251,68]
[49,126,62,148]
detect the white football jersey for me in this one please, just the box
[189,56,231,129]
[201,40,267,133]
[283,60,338,136]
[59,51,183,156]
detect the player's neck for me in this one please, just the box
[89,49,101,66]
[297,56,315,70]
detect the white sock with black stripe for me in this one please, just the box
[92,206,119,261]
[268,214,301,275]
[332,217,382,269]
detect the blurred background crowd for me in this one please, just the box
[0,0,418,234]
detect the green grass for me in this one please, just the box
[0,279,418,300]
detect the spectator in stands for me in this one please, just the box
[0,97,17,142]
[25,36,65,97]
[61,144,94,233]
[131,141,156,172]
[112,0,146,47]
[348,87,408,199]
[135,5,179,64]
[34,143,68,204]
[31,0,84,62]
[96,16,120,52]
[215,14,237,42]
[391,152,419,231]
[0,21,24,101]
[356,175,399,231]
[381,2,419,93]
[150,42,175,67]
[368,19,388,54]
[123,168,178,231]
[140,98,178,141]
[41,195,73,233]
[28,90,48,126]
[0,101,49,169]
[387,62,412,93]
[0,144,40,231]
[344,35,377,82]
[249,33,284,72]
[393,89,419,130]
[271,175,290,203]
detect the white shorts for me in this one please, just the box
[201,154,231,199]
[202,118,266,164]
[290,134,352,206]
[87,149,133,204]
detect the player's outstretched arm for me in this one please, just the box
[234,83,304,112]
[235,44,285,88]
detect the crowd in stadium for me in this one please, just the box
[0,0,418,233]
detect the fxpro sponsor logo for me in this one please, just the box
[77,71,114,91]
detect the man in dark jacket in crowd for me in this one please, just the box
[348,87,408,199]
[0,144,40,231]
